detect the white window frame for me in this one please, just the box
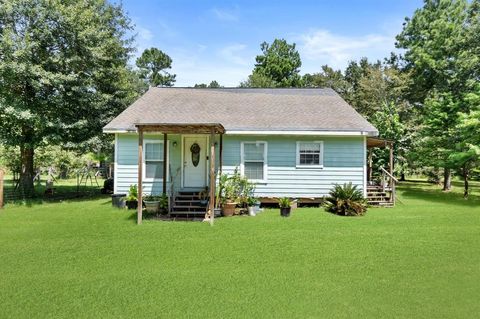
[143,139,168,182]
[296,141,324,168]
[240,141,268,183]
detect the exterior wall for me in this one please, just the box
[114,133,366,198]
[114,133,182,195]
[222,135,366,198]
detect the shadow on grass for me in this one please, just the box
[398,180,480,207]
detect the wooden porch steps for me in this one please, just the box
[170,190,208,215]
[367,186,394,207]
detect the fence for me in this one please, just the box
[1,171,107,204]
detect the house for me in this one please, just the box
[104,88,392,223]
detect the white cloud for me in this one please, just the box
[137,26,153,41]
[295,29,396,72]
[211,7,239,22]
[218,44,249,66]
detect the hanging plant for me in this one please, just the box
[190,143,201,167]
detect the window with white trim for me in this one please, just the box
[241,141,267,182]
[144,141,164,180]
[296,141,323,167]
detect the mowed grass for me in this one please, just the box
[0,181,479,318]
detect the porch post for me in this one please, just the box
[367,149,373,182]
[219,133,223,176]
[208,128,216,225]
[163,133,167,194]
[389,142,394,187]
[137,127,143,224]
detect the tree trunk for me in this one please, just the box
[400,172,406,181]
[19,144,35,197]
[463,166,469,199]
[442,168,451,191]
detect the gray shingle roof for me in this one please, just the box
[103,88,378,135]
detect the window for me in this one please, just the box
[241,141,267,182]
[144,141,165,180]
[296,141,323,167]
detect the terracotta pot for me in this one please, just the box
[222,202,236,217]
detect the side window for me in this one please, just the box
[241,141,267,182]
[144,141,164,180]
[296,141,323,167]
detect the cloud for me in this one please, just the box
[211,7,239,22]
[218,44,249,66]
[295,29,396,72]
[137,26,153,41]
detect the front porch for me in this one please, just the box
[135,123,225,224]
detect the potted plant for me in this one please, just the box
[215,174,228,217]
[222,183,237,217]
[125,184,138,210]
[278,197,292,217]
[158,193,169,215]
[246,197,257,216]
[143,194,160,214]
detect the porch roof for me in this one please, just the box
[135,123,225,134]
[367,137,393,149]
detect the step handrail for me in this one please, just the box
[380,167,398,183]
[379,167,397,206]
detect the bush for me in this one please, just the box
[324,183,367,216]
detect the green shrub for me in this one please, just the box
[324,183,367,216]
[126,184,138,201]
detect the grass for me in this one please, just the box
[0,180,479,318]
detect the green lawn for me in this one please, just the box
[0,181,479,318]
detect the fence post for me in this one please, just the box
[0,168,4,209]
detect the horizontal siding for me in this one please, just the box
[114,133,366,198]
[223,165,363,198]
[115,134,182,195]
[222,135,365,198]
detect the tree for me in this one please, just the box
[0,0,137,195]
[396,0,474,191]
[136,48,176,87]
[243,39,301,87]
[194,80,222,88]
[302,65,350,96]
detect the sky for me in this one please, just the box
[122,0,423,87]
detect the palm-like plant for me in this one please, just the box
[323,183,367,216]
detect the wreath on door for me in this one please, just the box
[190,143,201,167]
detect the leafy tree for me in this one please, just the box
[243,39,301,87]
[136,48,176,87]
[194,80,222,88]
[302,65,350,96]
[396,0,474,191]
[0,0,137,195]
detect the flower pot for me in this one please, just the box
[126,200,138,210]
[247,206,256,216]
[254,203,261,213]
[144,201,160,214]
[280,207,291,217]
[222,202,236,217]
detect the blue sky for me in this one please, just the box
[122,0,423,87]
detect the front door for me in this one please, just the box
[183,136,207,188]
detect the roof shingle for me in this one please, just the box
[103,87,378,135]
